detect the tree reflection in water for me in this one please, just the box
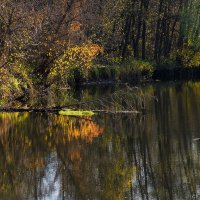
[0,81,200,200]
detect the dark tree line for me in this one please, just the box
[0,0,199,72]
[99,0,199,60]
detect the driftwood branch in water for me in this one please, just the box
[0,103,87,112]
[3,99,101,113]
[0,107,140,114]
[0,108,59,113]
[92,110,141,114]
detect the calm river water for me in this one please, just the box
[0,81,200,200]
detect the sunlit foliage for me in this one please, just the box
[0,62,34,103]
[48,43,103,86]
[176,48,200,68]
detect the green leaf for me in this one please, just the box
[59,109,95,116]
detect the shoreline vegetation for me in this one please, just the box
[1,57,200,105]
[0,0,199,105]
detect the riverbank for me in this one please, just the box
[0,58,200,106]
[0,64,199,104]
[83,64,200,84]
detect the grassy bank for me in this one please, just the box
[50,49,200,86]
[0,48,199,105]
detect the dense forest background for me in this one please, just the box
[0,0,199,101]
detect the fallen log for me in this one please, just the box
[92,110,141,114]
[0,108,58,113]
[0,107,140,114]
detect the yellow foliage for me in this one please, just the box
[48,43,103,85]
[176,48,200,68]
[0,60,34,103]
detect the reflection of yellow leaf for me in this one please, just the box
[48,115,103,143]
[0,113,29,137]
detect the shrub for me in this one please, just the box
[120,59,154,77]
[98,54,123,65]
[88,65,120,81]
[176,48,200,68]
[0,61,34,104]
[48,43,103,86]
[117,59,154,82]
[156,58,177,69]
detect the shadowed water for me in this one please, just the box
[0,81,200,200]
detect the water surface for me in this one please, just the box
[0,81,200,200]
